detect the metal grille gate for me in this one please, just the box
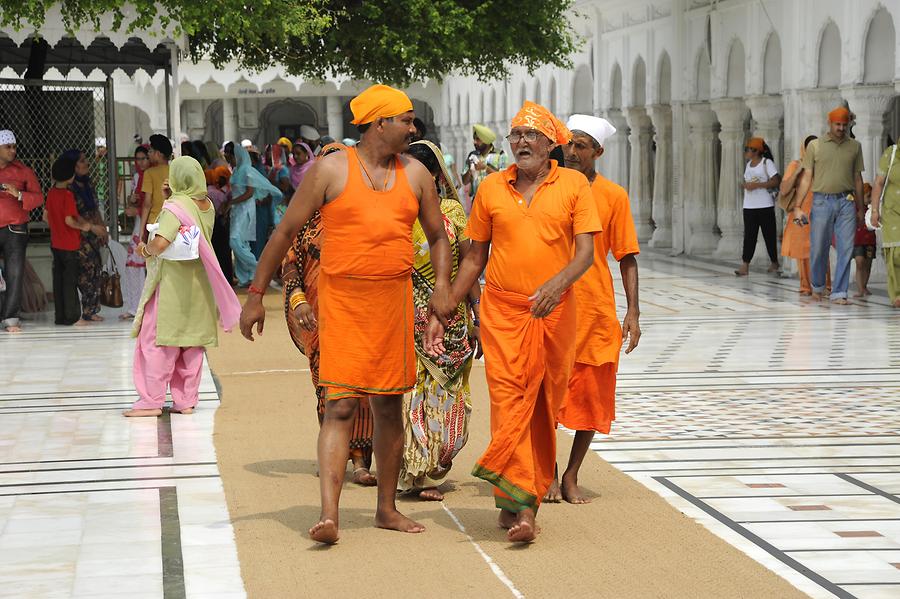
[0,78,118,240]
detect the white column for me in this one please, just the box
[711,98,749,260]
[684,103,720,255]
[647,104,673,248]
[745,95,785,169]
[624,106,655,242]
[222,98,238,143]
[168,43,182,140]
[843,85,895,183]
[326,95,344,141]
[604,109,630,188]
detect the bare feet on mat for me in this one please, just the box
[375,509,425,533]
[508,509,538,543]
[350,467,377,486]
[123,408,163,417]
[418,488,443,501]
[561,472,591,504]
[309,518,339,544]
[543,475,562,503]
[498,509,517,530]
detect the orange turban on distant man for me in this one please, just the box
[510,101,571,146]
[828,106,851,124]
[350,84,414,125]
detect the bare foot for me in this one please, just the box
[508,509,537,543]
[374,509,425,533]
[894,298,900,308]
[498,509,517,530]
[811,292,823,301]
[123,408,163,417]
[561,473,591,504]
[73,319,91,327]
[4,325,22,333]
[543,476,562,503]
[799,289,812,296]
[853,291,864,298]
[832,298,850,305]
[418,488,444,501]
[88,314,104,322]
[170,407,194,414]
[350,467,377,486]
[864,289,873,296]
[119,313,134,321]
[767,262,781,273]
[309,518,339,544]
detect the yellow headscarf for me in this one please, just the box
[473,124,496,145]
[350,84,414,125]
[168,156,208,201]
[277,137,293,151]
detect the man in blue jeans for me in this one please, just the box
[795,107,865,304]
[0,129,43,332]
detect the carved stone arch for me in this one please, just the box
[549,75,558,112]
[489,87,497,122]
[656,51,672,104]
[863,6,896,83]
[695,46,711,101]
[572,64,594,114]
[762,31,782,94]
[817,20,842,87]
[631,56,646,106]
[726,38,746,97]
[534,78,542,105]
[610,62,623,109]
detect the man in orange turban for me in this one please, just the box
[434,101,601,542]
[240,83,456,544]
[795,105,864,304]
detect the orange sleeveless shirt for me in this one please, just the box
[320,147,420,277]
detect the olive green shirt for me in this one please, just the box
[801,133,864,194]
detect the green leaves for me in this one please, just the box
[1,0,579,84]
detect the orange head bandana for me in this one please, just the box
[510,101,571,146]
[828,106,851,124]
[350,84,414,126]
[746,137,765,152]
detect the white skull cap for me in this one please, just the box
[565,115,617,148]
[0,130,16,145]
[241,139,253,148]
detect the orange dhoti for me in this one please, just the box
[558,362,617,434]
[318,272,416,400]
[472,285,576,513]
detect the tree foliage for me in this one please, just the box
[0,0,579,84]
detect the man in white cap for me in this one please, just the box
[299,125,321,154]
[0,129,43,332]
[544,114,642,503]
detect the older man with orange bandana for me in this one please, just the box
[542,114,641,504]
[795,106,865,303]
[439,101,601,543]
[240,84,454,544]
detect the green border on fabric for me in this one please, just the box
[319,380,414,394]
[471,464,537,511]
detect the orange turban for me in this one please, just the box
[510,101,571,146]
[205,165,230,186]
[350,84,414,125]
[828,106,851,124]
[746,137,765,152]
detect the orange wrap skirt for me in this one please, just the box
[472,285,576,513]
[318,272,416,400]
[558,362,617,434]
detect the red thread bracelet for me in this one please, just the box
[248,284,266,296]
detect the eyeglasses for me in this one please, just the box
[506,130,542,144]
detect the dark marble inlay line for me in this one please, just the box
[159,486,186,599]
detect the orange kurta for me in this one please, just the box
[466,161,602,512]
[318,147,419,399]
[559,175,640,434]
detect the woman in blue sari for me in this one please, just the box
[228,144,283,287]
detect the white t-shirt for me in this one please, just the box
[743,158,778,209]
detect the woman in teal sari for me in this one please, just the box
[228,144,283,286]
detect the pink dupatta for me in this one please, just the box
[162,201,241,332]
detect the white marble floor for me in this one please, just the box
[0,315,244,599]
[581,252,900,599]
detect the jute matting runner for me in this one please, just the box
[207,292,808,598]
